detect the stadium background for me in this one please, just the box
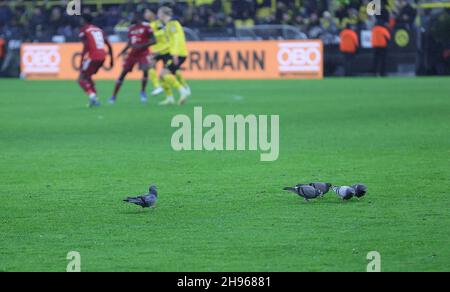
[0,0,449,78]
[1,1,450,272]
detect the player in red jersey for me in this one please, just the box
[78,14,113,107]
[109,15,155,104]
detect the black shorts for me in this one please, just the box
[153,53,172,66]
[167,56,186,74]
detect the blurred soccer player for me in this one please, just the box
[143,9,167,96]
[78,14,113,107]
[157,6,190,105]
[110,15,155,104]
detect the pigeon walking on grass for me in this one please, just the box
[309,182,332,197]
[123,185,158,208]
[351,184,367,199]
[332,186,356,201]
[283,185,322,202]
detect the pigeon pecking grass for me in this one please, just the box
[351,184,367,199]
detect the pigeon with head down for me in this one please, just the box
[351,184,367,199]
[123,185,158,208]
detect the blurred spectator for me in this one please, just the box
[29,7,46,29]
[307,12,322,38]
[322,11,337,30]
[0,0,420,42]
[341,8,360,29]
[233,0,256,21]
[0,5,13,27]
[396,0,417,30]
[48,7,64,36]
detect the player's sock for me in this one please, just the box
[161,76,173,97]
[111,80,123,102]
[88,78,98,95]
[163,74,183,90]
[142,72,148,93]
[176,70,191,96]
[141,79,148,93]
[160,77,175,105]
[140,91,148,103]
[149,69,160,88]
[150,69,163,96]
[78,78,92,95]
[141,74,148,103]
[175,70,188,89]
[178,86,189,105]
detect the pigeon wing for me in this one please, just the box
[144,194,157,207]
[310,182,331,194]
[298,185,320,199]
[332,186,355,200]
[124,196,145,207]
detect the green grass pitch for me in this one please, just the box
[0,77,449,272]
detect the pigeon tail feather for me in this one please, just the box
[283,187,297,193]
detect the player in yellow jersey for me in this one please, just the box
[143,9,171,96]
[157,6,190,105]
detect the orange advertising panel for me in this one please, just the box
[21,40,323,80]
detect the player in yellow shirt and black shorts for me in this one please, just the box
[157,6,191,105]
[143,9,170,96]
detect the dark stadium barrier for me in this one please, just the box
[324,28,418,76]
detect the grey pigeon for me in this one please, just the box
[123,185,158,208]
[351,184,367,198]
[309,182,332,196]
[283,185,322,201]
[332,186,356,201]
